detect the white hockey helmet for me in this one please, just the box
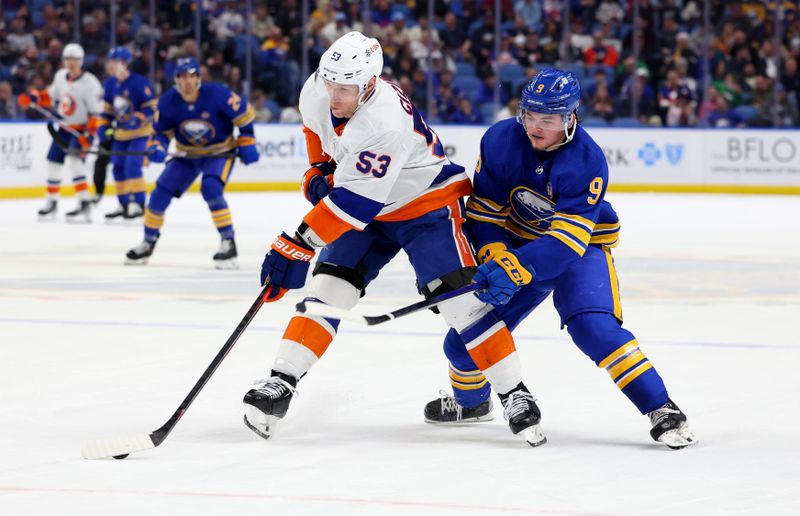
[317,31,383,96]
[63,43,85,61]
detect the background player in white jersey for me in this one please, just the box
[242,32,545,446]
[18,43,103,222]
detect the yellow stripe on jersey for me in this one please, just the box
[233,105,256,126]
[469,195,507,213]
[604,247,622,319]
[142,99,158,110]
[548,230,586,255]
[176,137,237,156]
[220,157,234,183]
[466,211,507,227]
[552,211,595,230]
[466,197,510,216]
[549,219,591,247]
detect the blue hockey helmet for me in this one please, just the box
[520,68,580,116]
[518,68,581,146]
[175,57,200,77]
[107,46,132,64]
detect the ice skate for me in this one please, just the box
[105,205,127,222]
[424,390,493,424]
[213,238,238,270]
[242,371,297,440]
[65,200,92,223]
[648,399,697,449]
[125,238,158,265]
[37,199,58,221]
[123,202,144,220]
[499,383,546,447]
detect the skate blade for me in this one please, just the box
[214,258,239,270]
[243,405,281,440]
[658,424,698,450]
[521,424,547,447]
[65,216,92,224]
[124,257,149,266]
[424,414,494,425]
[37,215,58,222]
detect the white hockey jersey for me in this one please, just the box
[47,69,104,127]
[299,74,471,245]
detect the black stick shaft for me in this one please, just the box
[149,284,271,446]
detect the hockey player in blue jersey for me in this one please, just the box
[97,46,156,221]
[424,69,697,449]
[124,57,259,268]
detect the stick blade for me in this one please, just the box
[81,433,156,459]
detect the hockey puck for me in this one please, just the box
[112,454,129,460]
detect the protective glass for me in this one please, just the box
[519,109,569,132]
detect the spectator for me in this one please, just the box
[251,2,276,41]
[250,89,273,122]
[451,97,483,124]
[583,30,619,67]
[7,17,35,55]
[514,0,543,32]
[705,94,745,128]
[279,104,302,123]
[495,97,521,122]
[320,12,350,47]
[0,80,18,119]
[589,82,615,122]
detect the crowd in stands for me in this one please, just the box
[1,0,799,128]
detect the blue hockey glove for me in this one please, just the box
[122,113,145,131]
[237,136,259,165]
[300,162,336,205]
[473,250,534,305]
[147,141,167,163]
[261,232,316,302]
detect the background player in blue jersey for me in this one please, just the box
[424,69,697,449]
[124,57,259,268]
[97,46,156,221]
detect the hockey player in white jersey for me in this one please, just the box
[243,32,545,446]
[18,43,103,222]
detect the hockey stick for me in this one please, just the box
[46,123,236,159]
[295,281,485,326]
[81,282,273,460]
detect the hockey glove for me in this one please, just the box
[473,250,534,305]
[97,125,113,144]
[476,242,509,265]
[122,113,146,131]
[237,136,260,165]
[261,232,316,302]
[300,162,336,205]
[147,141,167,163]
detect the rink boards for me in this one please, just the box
[2,121,800,197]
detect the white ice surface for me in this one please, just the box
[1,192,799,515]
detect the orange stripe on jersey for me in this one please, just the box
[303,201,359,244]
[282,316,335,358]
[449,201,477,267]
[302,125,331,165]
[375,179,472,222]
[466,326,516,371]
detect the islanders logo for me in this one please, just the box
[510,186,554,229]
[179,119,216,146]
[59,94,77,117]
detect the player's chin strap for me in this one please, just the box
[545,115,578,151]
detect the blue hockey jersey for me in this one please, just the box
[465,119,621,281]
[100,72,157,141]
[152,83,256,156]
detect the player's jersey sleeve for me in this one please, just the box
[86,74,104,116]
[220,87,256,138]
[303,125,332,165]
[464,134,513,249]
[516,155,609,281]
[135,78,158,119]
[302,129,409,244]
[151,94,175,148]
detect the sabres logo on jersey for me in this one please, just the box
[179,119,216,146]
[510,186,554,229]
[113,95,132,117]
